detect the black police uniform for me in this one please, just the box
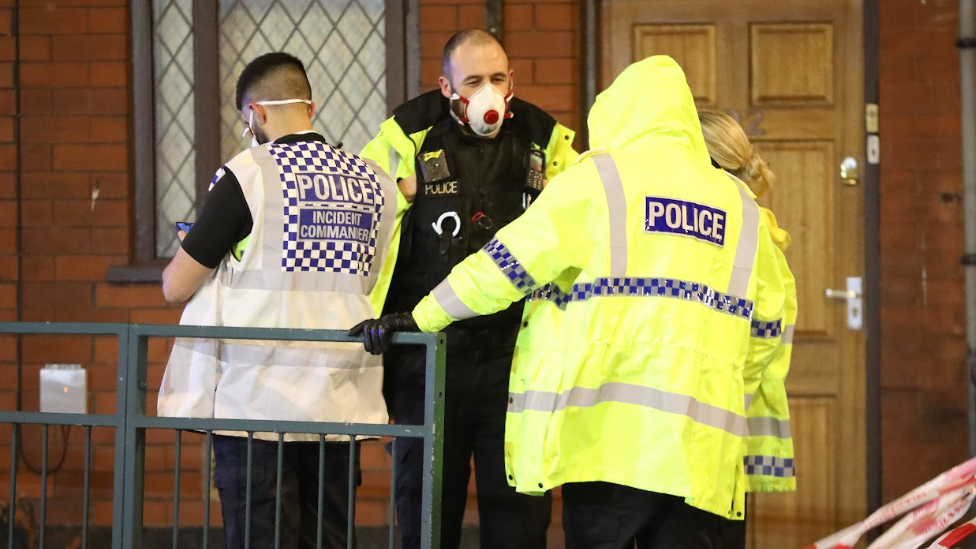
[384,90,556,549]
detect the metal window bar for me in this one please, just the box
[0,322,445,549]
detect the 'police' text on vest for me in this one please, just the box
[645,197,726,246]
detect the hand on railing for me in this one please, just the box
[348,313,420,355]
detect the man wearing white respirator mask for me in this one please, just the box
[359,29,577,549]
[160,52,398,549]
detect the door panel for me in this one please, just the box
[603,1,865,547]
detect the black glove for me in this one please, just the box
[348,312,419,355]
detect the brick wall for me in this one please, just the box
[878,0,969,502]
[0,0,969,537]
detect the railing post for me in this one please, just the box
[419,333,446,549]
[111,325,130,549]
[120,325,148,549]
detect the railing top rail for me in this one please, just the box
[0,321,440,347]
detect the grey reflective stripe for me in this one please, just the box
[744,393,755,410]
[432,279,478,320]
[728,176,761,297]
[782,324,796,345]
[593,154,628,277]
[508,382,746,437]
[747,416,792,439]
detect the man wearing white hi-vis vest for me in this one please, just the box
[352,55,793,548]
[159,53,398,549]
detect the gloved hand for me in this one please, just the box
[348,312,419,355]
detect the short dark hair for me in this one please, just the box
[441,29,505,81]
[235,52,312,111]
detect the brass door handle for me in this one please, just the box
[840,157,859,186]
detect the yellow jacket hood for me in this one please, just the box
[587,55,710,167]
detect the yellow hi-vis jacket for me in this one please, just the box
[742,205,798,493]
[411,55,793,519]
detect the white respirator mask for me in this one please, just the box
[450,84,513,137]
[242,99,313,147]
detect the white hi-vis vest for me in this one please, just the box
[158,138,398,442]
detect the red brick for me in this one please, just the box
[96,284,168,308]
[90,116,126,143]
[20,143,53,172]
[421,59,443,87]
[21,255,54,281]
[53,198,127,228]
[89,61,126,87]
[0,89,13,115]
[51,89,93,115]
[421,31,455,60]
[90,171,128,198]
[89,88,127,115]
[19,36,51,61]
[0,116,11,142]
[21,282,92,311]
[420,6,456,32]
[504,31,574,58]
[21,116,91,144]
[0,62,12,88]
[509,58,533,84]
[0,255,17,281]
[504,5,533,30]
[52,34,127,61]
[0,37,13,62]
[0,9,10,34]
[0,228,13,254]
[457,5,483,29]
[513,84,574,113]
[130,308,182,324]
[20,172,89,199]
[90,227,127,254]
[534,4,575,31]
[87,7,127,34]
[20,89,52,115]
[20,8,89,34]
[20,62,89,88]
[53,144,126,171]
[22,227,92,255]
[534,58,575,84]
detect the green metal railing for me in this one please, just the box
[0,322,446,549]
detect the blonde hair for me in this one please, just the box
[698,110,774,197]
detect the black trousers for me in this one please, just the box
[212,435,361,549]
[391,333,551,549]
[562,482,725,549]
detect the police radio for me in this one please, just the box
[523,148,546,209]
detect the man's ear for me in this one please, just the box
[308,101,316,119]
[438,76,453,99]
[508,70,515,93]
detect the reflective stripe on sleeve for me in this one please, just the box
[781,324,796,345]
[431,279,478,321]
[747,416,792,439]
[508,381,747,437]
[728,177,760,298]
[593,154,628,277]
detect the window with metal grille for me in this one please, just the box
[128,0,416,264]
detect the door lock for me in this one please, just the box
[825,277,863,330]
[840,157,859,186]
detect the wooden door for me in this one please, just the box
[602,1,866,547]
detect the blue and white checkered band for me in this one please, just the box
[482,238,538,294]
[744,455,795,478]
[751,319,782,338]
[208,167,226,192]
[528,277,755,320]
[270,142,384,275]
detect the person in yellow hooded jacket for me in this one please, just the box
[699,110,798,549]
[351,56,793,548]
